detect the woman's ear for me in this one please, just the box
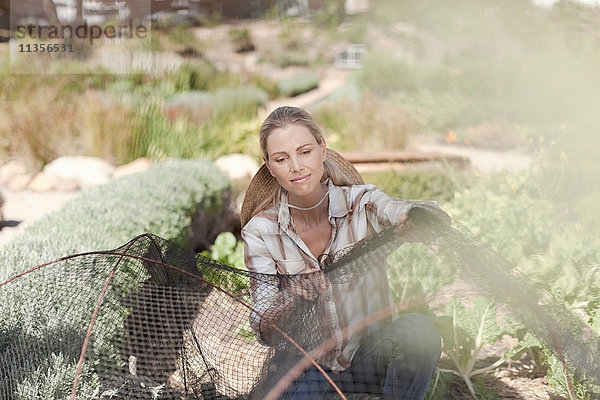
[263,156,275,176]
[320,137,327,161]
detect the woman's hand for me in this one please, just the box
[394,213,421,243]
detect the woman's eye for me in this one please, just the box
[301,150,311,155]
[276,157,286,163]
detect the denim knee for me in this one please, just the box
[389,313,441,364]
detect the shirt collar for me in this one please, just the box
[277,178,352,232]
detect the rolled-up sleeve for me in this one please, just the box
[357,185,446,231]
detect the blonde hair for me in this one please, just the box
[253,106,355,218]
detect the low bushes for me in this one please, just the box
[0,159,231,399]
[0,159,230,280]
[276,72,320,97]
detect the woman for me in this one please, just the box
[241,106,444,400]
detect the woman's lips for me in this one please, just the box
[291,174,310,183]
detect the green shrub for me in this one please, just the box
[276,72,320,97]
[165,62,240,92]
[0,160,230,399]
[164,86,268,119]
[0,159,230,281]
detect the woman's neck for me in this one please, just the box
[288,184,330,227]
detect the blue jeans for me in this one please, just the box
[282,313,441,400]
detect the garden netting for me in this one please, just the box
[1,205,599,399]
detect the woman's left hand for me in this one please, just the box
[394,213,420,243]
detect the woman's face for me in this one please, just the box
[264,123,327,199]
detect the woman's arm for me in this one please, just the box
[357,185,450,235]
[242,228,324,344]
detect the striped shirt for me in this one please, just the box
[241,178,441,372]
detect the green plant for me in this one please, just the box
[363,168,458,203]
[424,369,454,400]
[435,297,517,399]
[203,232,245,270]
[0,160,230,280]
[0,160,230,399]
[229,27,255,53]
[313,0,344,28]
[199,232,249,293]
[276,72,320,97]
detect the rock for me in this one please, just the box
[8,174,32,191]
[28,172,59,192]
[215,153,259,181]
[0,160,27,186]
[43,156,115,189]
[55,178,80,192]
[113,158,152,179]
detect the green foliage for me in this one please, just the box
[363,168,458,203]
[13,354,98,400]
[313,0,344,28]
[425,369,454,400]
[359,53,457,95]
[166,62,221,92]
[544,348,593,400]
[435,297,510,399]
[387,243,456,311]
[314,92,415,151]
[203,232,245,270]
[276,72,320,97]
[471,378,502,400]
[0,160,229,280]
[229,27,256,53]
[199,232,249,293]
[164,86,268,120]
[0,160,230,399]
[542,309,600,400]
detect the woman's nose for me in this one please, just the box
[290,155,301,171]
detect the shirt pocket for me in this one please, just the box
[277,258,309,275]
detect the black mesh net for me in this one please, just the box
[1,205,599,399]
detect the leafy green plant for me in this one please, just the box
[199,232,249,293]
[387,243,457,312]
[203,232,245,270]
[0,159,230,279]
[435,297,516,399]
[424,369,454,400]
[541,308,600,400]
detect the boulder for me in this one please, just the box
[28,172,59,192]
[113,158,153,179]
[0,160,27,186]
[8,174,32,191]
[215,154,259,181]
[43,156,115,189]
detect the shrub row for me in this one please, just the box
[0,159,230,281]
[0,160,230,399]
